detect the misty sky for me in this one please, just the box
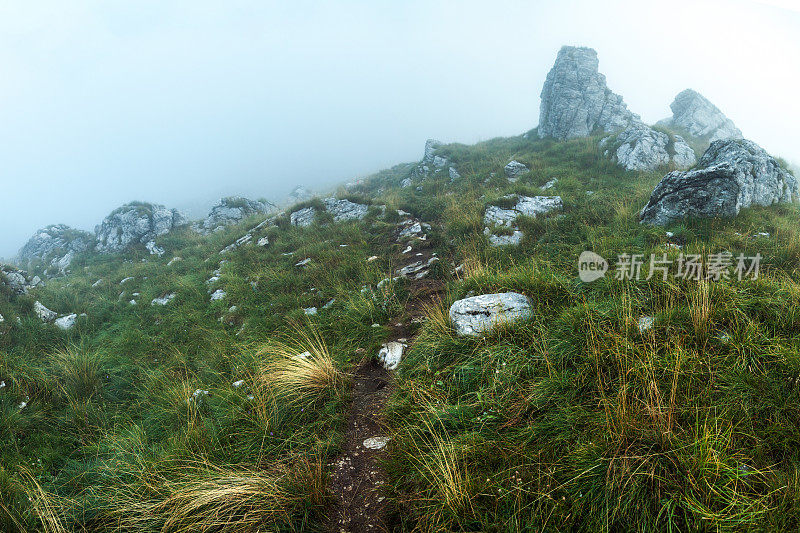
[1,0,799,258]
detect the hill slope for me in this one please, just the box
[2,131,800,532]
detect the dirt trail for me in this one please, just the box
[326,222,445,533]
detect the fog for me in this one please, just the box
[1,0,798,259]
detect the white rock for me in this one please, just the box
[449,292,532,336]
[290,207,316,227]
[120,277,134,285]
[151,293,176,306]
[295,258,311,267]
[54,314,78,330]
[210,289,227,301]
[638,316,655,333]
[145,240,165,256]
[541,178,558,190]
[378,341,406,370]
[363,436,391,450]
[504,160,530,181]
[303,307,318,316]
[92,279,103,287]
[34,301,57,322]
[257,236,269,247]
[232,380,245,388]
[167,256,182,266]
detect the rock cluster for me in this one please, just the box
[538,46,639,140]
[640,139,798,225]
[17,224,95,276]
[601,125,696,171]
[658,89,742,143]
[449,292,532,336]
[288,185,312,203]
[1,265,43,294]
[483,195,562,246]
[197,196,271,234]
[95,203,187,254]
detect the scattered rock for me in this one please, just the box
[396,257,439,280]
[377,341,406,371]
[304,307,318,316]
[151,293,176,306]
[167,257,182,266]
[541,178,558,190]
[449,167,461,181]
[449,292,532,336]
[295,258,311,267]
[638,316,654,333]
[95,203,187,253]
[400,177,413,188]
[423,139,443,163]
[504,160,530,182]
[54,314,78,330]
[257,236,269,247]
[210,289,227,302]
[538,46,639,140]
[34,301,57,322]
[1,266,42,294]
[363,436,391,450]
[145,241,165,257]
[657,89,743,143]
[486,229,524,247]
[640,139,798,225]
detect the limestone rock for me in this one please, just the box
[323,198,368,222]
[377,341,406,371]
[17,224,94,276]
[658,89,742,143]
[1,266,42,294]
[54,314,78,330]
[603,125,696,171]
[95,203,187,253]
[423,139,443,163]
[290,207,316,227]
[538,46,639,140]
[34,301,57,322]
[197,196,271,234]
[151,293,176,306]
[449,292,533,336]
[640,139,798,225]
[504,160,530,182]
[483,196,562,227]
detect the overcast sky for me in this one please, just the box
[1,0,798,258]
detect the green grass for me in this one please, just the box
[1,132,800,531]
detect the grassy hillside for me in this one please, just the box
[2,131,800,531]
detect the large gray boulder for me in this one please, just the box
[640,139,798,225]
[449,292,532,336]
[504,160,530,182]
[290,207,316,227]
[657,89,742,143]
[17,224,95,276]
[197,196,271,234]
[601,125,697,171]
[95,202,187,253]
[539,46,639,140]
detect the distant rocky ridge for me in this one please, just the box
[640,139,798,225]
[657,89,742,143]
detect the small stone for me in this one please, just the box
[363,436,391,450]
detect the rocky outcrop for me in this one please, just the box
[323,198,369,222]
[17,224,95,276]
[1,265,43,294]
[539,46,639,140]
[504,160,530,182]
[197,196,271,234]
[640,139,798,225]
[423,139,443,163]
[601,125,697,171]
[449,292,532,336]
[657,89,742,143]
[95,203,187,253]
